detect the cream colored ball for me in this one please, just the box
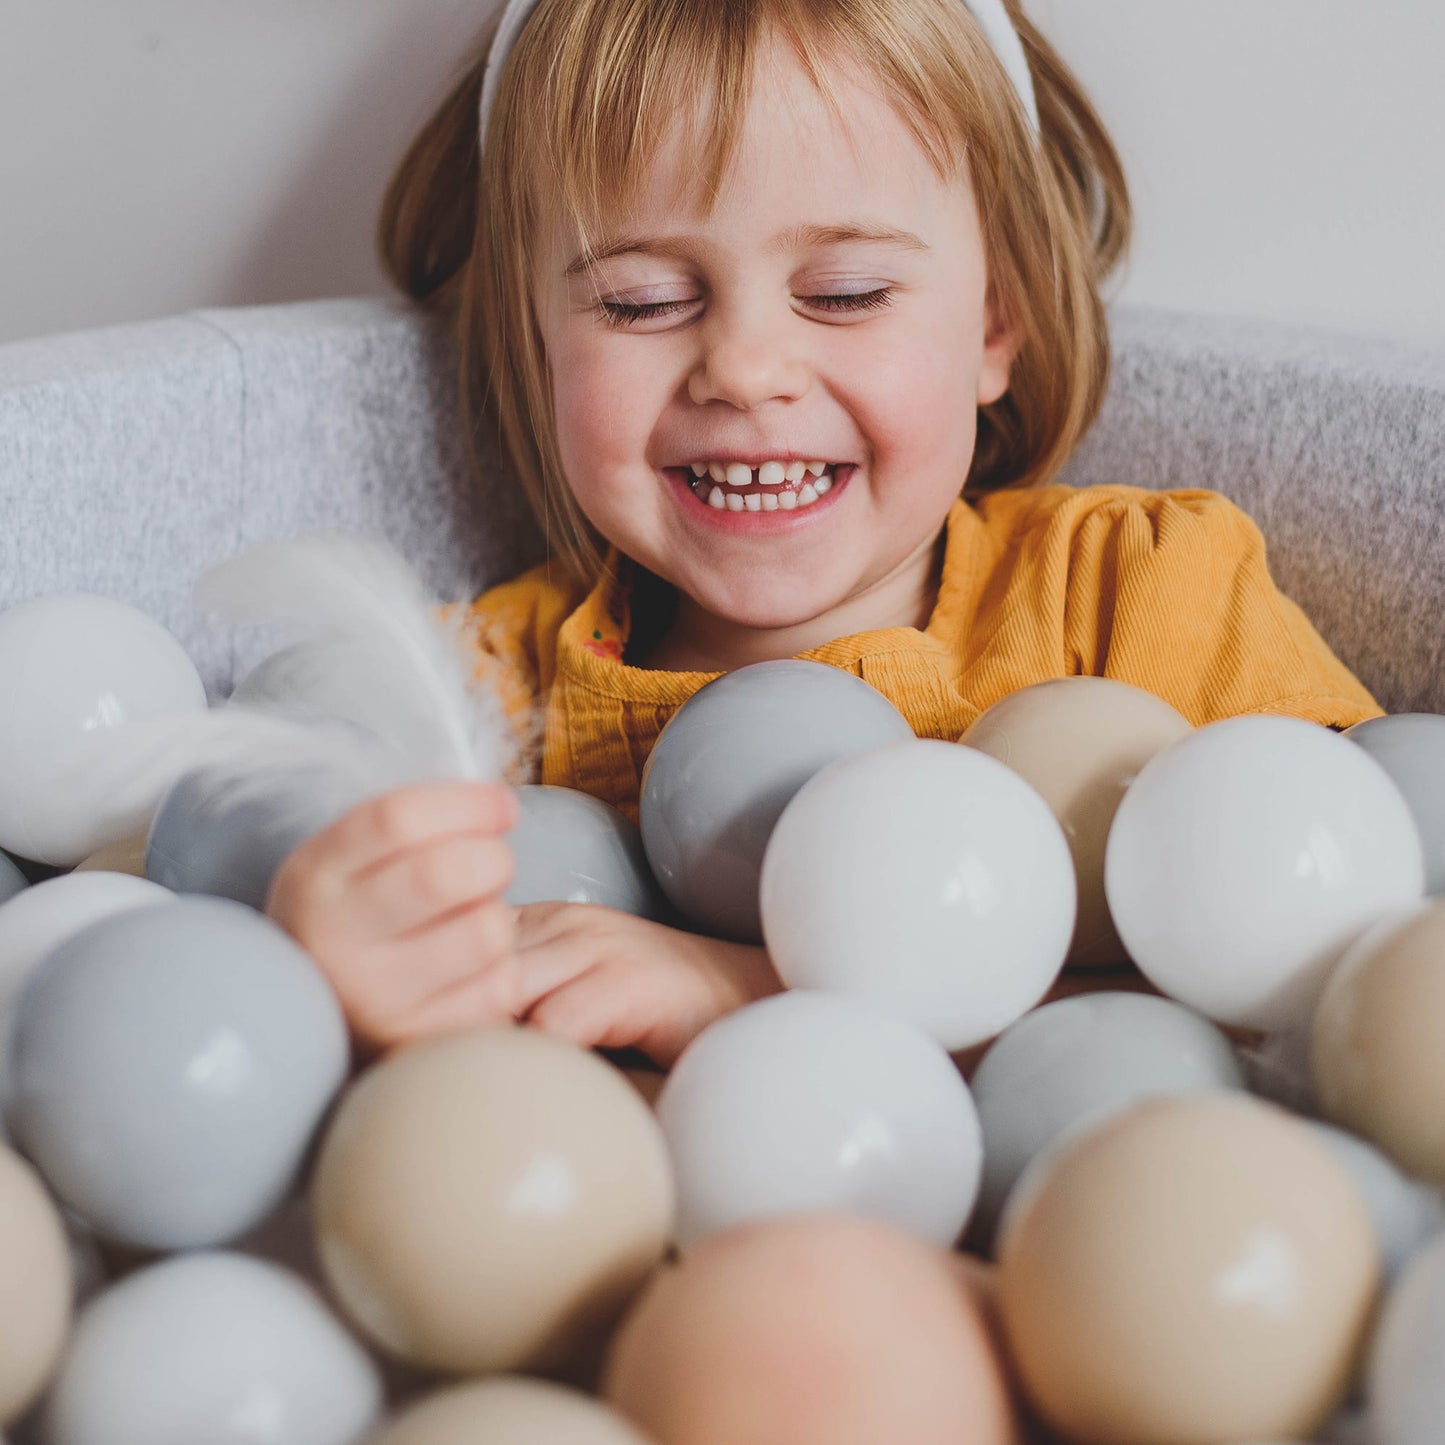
[603,1213,1020,1445]
[997,1093,1378,1445]
[0,1142,73,1423]
[312,1027,675,1375]
[368,1376,653,1444]
[1312,898,1445,1183]
[71,831,150,877]
[959,678,1191,968]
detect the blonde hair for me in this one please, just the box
[379,0,1132,587]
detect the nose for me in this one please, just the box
[686,300,812,410]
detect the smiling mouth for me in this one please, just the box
[668,463,846,513]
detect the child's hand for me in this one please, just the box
[263,779,522,1054]
[510,903,785,1068]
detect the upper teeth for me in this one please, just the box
[692,460,830,487]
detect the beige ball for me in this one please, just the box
[997,1093,1378,1445]
[71,832,150,877]
[368,1376,653,1444]
[0,1143,73,1423]
[603,1213,1021,1445]
[1312,898,1445,1182]
[959,678,1191,968]
[312,1027,675,1376]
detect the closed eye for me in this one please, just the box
[595,287,896,328]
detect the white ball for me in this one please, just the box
[655,989,983,1250]
[759,739,1075,1050]
[0,595,206,866]
[1105,716,1425,1030]
[1367,1232,1445,1444]
[42,1251,383,1445]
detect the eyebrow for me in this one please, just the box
[563,222,931,278]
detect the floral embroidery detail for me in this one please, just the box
[584,634,624,661]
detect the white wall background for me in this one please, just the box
[1,0,1441,347]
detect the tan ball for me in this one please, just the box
[368,1376,654,1444]
[312,1026,675,1376]
[1311,898,1445,1182]
[603,1213,1021,1445]
[71,832,149,877]
[0,1143,73,1423]
[997,1093,1378,1445]
[959,678,1191,968]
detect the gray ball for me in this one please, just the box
[9,895,349,1249]
[0,852,25,906]
[146,764,372,912]
[509,786,668,919]
[639,660,914,942]
[1344,713,1445,895]
[969,991,1244,1252]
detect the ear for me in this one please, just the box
[976,282,1024,408]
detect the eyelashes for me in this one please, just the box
[595,287,896,329]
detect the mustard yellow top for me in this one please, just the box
[449,484,1384,824]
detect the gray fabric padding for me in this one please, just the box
[1,296,1440,712]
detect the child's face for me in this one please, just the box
[532,33,1019,640]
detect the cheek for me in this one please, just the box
[549,336,654,482]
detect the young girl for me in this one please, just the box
[265,0,1383,1070]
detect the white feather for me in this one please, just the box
[46,706,413,849]
[193,531,510,781]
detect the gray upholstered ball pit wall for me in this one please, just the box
[0,296,1441,713]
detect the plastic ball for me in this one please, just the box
[370,1377,652,1445]
[311,1027,674,1375]
[1344,713,1445,895]
[510,785,668,918]
[655,990,982,1250]
[146,763,371,911]
[760,738,1075,1051]
[1311,898,1445,1182]
[1366,1231,1445,1445]
[0,872,174,1118]
[41,1251,382,1445]
[639,660,914,942]
[0,594,207,865]
[0,1142,72,1425]
[1105,715,1425,1031]
[998,1093,1379,1445]
[0,856,24,908]
[1307,1121,1445,1288]
[968,991,1243,1250]
[10,896,349,1249]
[603,1214,1017,1445]
[71,833,148,876]
[959,677,1191,968]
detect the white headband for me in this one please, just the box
[477,0,1040,155]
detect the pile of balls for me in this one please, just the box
[0,580,1443,1445]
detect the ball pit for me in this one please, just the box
[1,578,1443,1443]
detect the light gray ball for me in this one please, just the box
[146,764,373,912]
[969,990,1244,1252]
[0,853,25,907]
[509,786,668,919]
[41,1251,382,1445]
[9,896,349,1250]
[1344,713,1445,894]
[1308,1120,1445,1288]
[639,660,914,942]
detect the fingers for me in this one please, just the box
[353,833,516,942]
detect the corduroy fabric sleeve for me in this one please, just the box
[1059,488,1384,729]
[438,561,586,783]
